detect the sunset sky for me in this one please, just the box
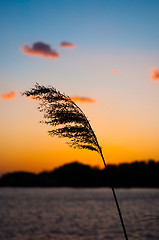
[0,0,159,175]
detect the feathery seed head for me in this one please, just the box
[22,83,101,153]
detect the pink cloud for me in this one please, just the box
[151,68,159,81]
[1,91,17,100]
[21,42,59,59]
[112,69,120,74]
[71,96,96,103]
[60,41,76,48]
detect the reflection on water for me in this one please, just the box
[0,188,159,240]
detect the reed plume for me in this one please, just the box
[22,83,128,240]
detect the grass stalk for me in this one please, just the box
[22,83,129,240]
[100,150,129,240]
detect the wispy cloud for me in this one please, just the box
[1,91,17,100]
[112,69,120,74]
[21,42,59,59]
[60,41,76,48]
[71,96,96,103]
[26,94,95,104]
[151,68,159,80]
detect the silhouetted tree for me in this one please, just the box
[1,160,158,188]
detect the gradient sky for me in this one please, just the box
[0,0,159,175]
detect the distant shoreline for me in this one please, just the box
[1,186,159,190]
[0,160,159,188]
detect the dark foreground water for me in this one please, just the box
[0,188,159,240]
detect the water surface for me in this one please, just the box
[0,188,159,240]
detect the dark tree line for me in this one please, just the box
[0,160,159,188]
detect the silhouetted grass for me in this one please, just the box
[22,83,128,240]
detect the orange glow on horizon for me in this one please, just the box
[1,81,159,176]
[1,132,159,175]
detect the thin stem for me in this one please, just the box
[111,187,128,240]
[83,116,129,240]
[99,148,129,240]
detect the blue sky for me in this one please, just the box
[0,0,159,174]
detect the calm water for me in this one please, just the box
[0,188,159,240]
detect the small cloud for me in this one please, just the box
[25,94,95,104]
[21,42,59,59]
[1,91,17,100]
[151,68,159,81]
[71,96,96,103]
[60,41,76,48]
[112,69,120,74]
